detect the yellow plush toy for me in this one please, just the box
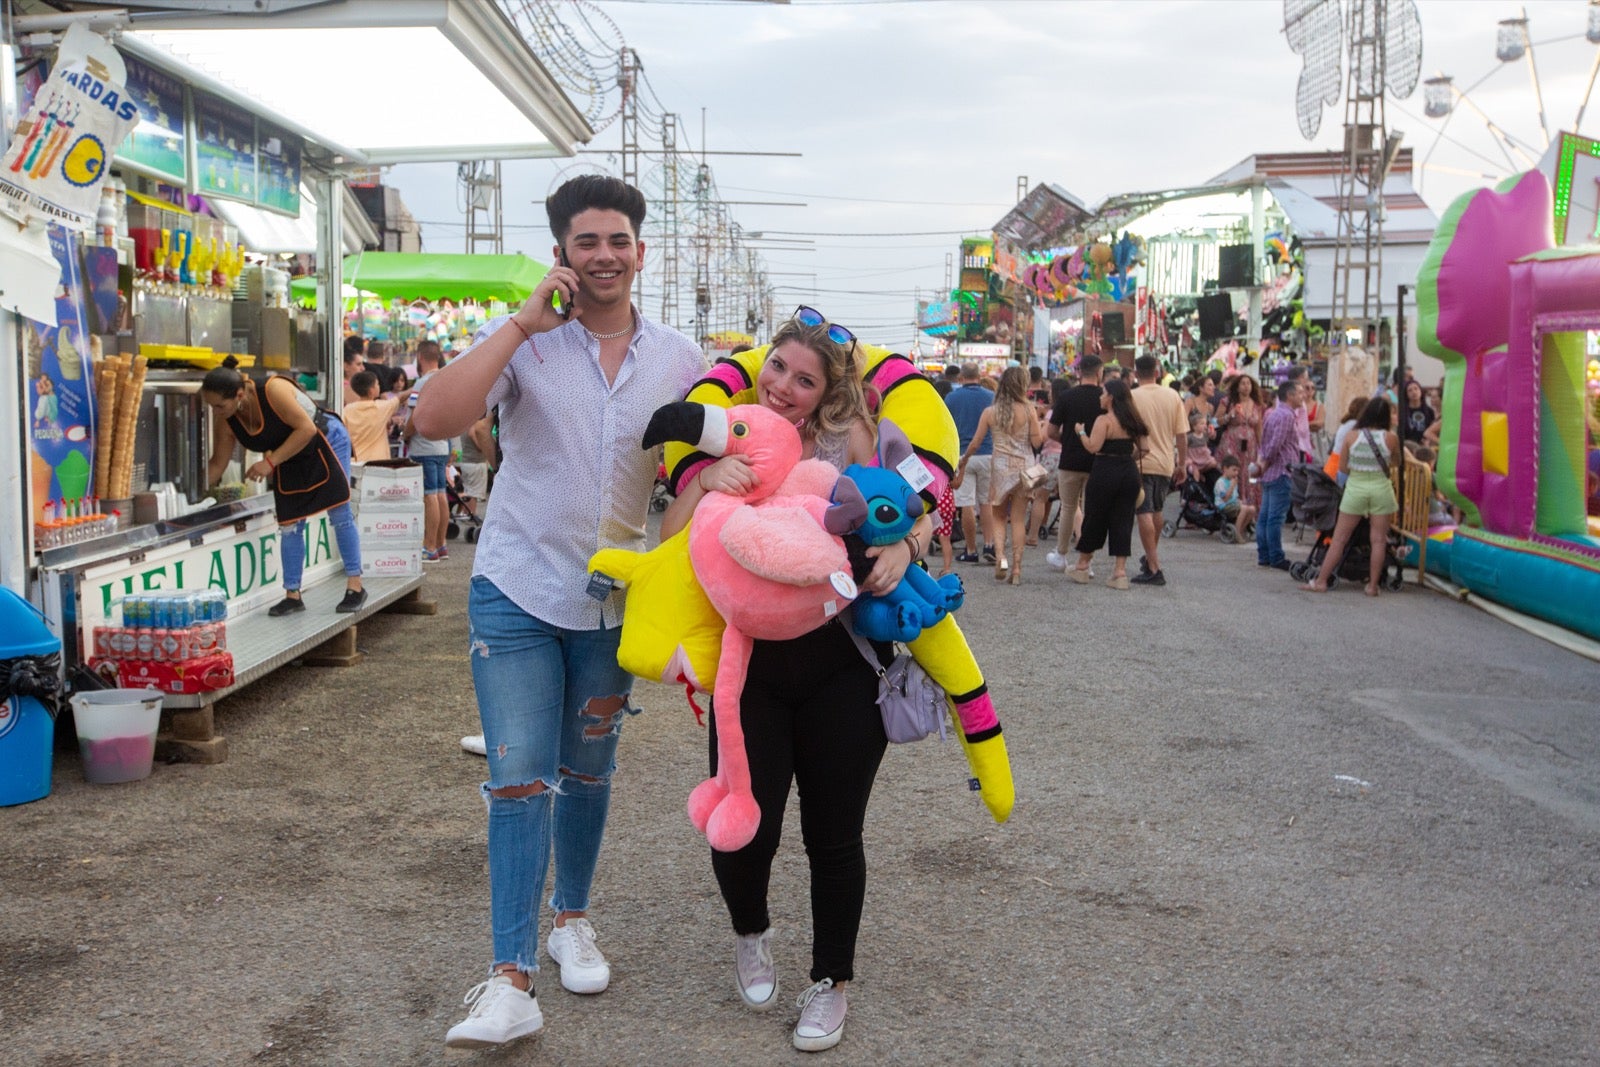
[589,525,722,714]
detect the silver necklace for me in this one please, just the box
[587,318,635,341]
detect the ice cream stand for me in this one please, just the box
[0,3,592,776]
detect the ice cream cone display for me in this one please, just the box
[93,357,118,499]
[110,355,147,499]
[89,353,148,503]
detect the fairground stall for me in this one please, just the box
[1087,151,1439,413]
[990,153,1438,409]
[0,1,591,771]
[289,251,550,354]
[989,182,1095,374]
[917,236,1033,373]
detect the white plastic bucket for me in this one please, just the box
[70,688,162,784]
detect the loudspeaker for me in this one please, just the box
[1218,244,1254,288]
[1100,313,1126,346]
[1198,293,1234,340]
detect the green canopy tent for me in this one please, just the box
[290,252,549,305]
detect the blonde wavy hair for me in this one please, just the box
[765,315,873,442]
[991,365,1030,436]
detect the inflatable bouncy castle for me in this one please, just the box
[1415,167,1600,640]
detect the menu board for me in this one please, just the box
[117,53,187,184]
[193,90,256,201]
[256,120,302,217]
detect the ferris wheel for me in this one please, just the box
[1413,3,1600,205]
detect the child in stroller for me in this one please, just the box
[1162,426,1238,542]
[1163,469,1239,541]
[445,468,484,543]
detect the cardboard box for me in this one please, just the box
[352,460,424,511]
[359,511,423,544]
[362,548,423,578]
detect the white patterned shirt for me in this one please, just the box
[468,311,704,629]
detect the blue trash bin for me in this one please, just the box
[0,587,62,806]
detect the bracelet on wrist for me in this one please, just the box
[264,453,276,470]
[508,315,533,343]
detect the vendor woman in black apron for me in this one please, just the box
[201,356,366,615]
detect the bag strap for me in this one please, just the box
[1361,429,1390,479]
[840,610,888,678]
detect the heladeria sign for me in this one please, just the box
[76,508,347,635]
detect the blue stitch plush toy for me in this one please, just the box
[831,420,965,644]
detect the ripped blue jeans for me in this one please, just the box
[468,575,633,975]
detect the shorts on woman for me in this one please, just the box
[1339,471,1397,516]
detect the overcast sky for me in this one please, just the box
[386,0,1600,352]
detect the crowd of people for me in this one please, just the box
[931,353,1448,597]
[336,331,495,561]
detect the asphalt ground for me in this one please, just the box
[4,515,1599,1066]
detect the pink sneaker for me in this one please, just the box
[735,929,778,1011]
[793,978,846,1052]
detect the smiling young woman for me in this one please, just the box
[658,306,916,1054]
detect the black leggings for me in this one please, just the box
[1076,454,1141,557]
[709,620,888,983]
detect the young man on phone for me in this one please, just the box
[413,176,703,1049]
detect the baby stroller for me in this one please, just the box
[650,463,671,513]
[445,468,485,544]
[1286,464,1404,589]
[1161,468,1240,543]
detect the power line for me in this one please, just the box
[755,228,994,238]
[772,286,925,296]
[720,184,1009,208]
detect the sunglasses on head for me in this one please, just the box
[793,305,856,351]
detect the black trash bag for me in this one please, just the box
[1,652,63,719]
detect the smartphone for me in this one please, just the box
[551,247,570,318]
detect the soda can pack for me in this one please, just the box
[99,590,230,663]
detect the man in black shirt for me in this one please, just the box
[1045,354,1106,572]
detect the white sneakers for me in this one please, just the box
[1044,549,1067,571]
[735,929,778,1010]
[446,917,608,1048]
[547,917,611,994]
[460,734,487,756]
[444,974,543,1049]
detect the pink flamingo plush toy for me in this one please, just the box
[641,401,867,851]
